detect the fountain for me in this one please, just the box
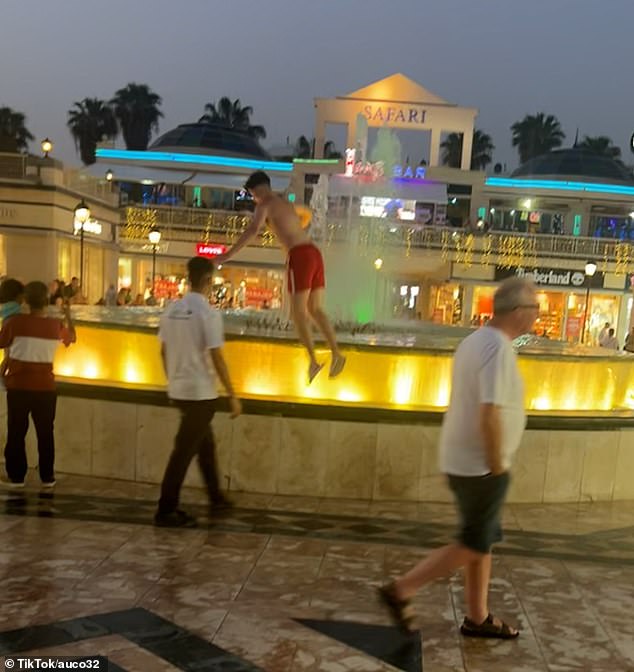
[321,124,404,323]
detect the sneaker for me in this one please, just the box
[154,509,198,528]
[41,481,56,489]
[1,479,25,489]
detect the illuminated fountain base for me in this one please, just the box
[2,311,633,504]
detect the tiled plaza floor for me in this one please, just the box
[1,473,633,671]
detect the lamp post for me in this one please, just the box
[148,228,161,293]
[41,138,53,158]
[581,260,598,345]
[73,200,91,289]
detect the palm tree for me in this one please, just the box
[579,135,621,159]
[199,97,266,140]
[323,140,342,159]
[0,107,34,153]
[111,83,163,151]
[511,113,565,164]
[440,130,495,170]
[294,135,312,159]
[67,98,117,165]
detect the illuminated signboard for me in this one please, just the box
[196,243,227,258]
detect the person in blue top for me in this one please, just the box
[0,278,25,388]
[0,279,24,322]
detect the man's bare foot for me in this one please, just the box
[329,353,346,378]
[308,361,324,384]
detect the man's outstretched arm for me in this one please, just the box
[216,205,267,263]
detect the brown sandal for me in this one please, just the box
[377,582,418,634]
[460,613,519,639]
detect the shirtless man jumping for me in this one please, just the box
[216,171,345,383]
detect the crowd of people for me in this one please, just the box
[3,171,634,644]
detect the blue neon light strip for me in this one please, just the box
[96,148,294,172]
[486,176,634,197]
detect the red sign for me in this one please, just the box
[245,287,274,308]
[565,317,581,339]
[196,243,227,258]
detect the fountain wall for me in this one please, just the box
[1,318,633,504]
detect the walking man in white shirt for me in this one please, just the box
[379,277,539,639]
[155,256,242,528]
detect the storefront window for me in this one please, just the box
[471,286,495,326]
[211,267,284,310]
[533,291,565,339]
[587,295,619,345]
[429,283,462,325]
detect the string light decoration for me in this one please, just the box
[123,207,158,240]
[481,234,493,267]
[261,228,275,247]
[526,235,538,269]
[464,233,474,268]
[441,229,451,263]
[615,242,633,276]
[601,243,609,274]
[405,228,413,257]
[497,234,526,269]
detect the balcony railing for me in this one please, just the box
[0,153,27,179]
[118,204,634,270]
[0,152,117,205]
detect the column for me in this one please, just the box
[346,122,356,154]
[314,107,326,159]
[461,284,475,326]
[429,128,441,167]
[461,127,474,171]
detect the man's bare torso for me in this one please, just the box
[258,194,311,252]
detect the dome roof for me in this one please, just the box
[511,148,634,184]
[149,123,271,160]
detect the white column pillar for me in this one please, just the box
[429,128,441,167]
[314,107,326,159]
[461,128,474,171]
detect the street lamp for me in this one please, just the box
[581,260,598,345]
[148,228,161,293]
[73,200,91,289]
[41,138,53,158]
[105,169,113,182]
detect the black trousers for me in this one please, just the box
[5,390,57,483]
[158,399,222,513]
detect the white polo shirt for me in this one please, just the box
[158,292,224,401]
[439,326,526,476]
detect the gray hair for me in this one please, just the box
[493,277,535,315]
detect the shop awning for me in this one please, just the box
[87,163,290,191]
[329,175,447,202]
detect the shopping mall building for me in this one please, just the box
[2,74,634,344]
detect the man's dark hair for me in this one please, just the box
[0,278,24,304]
[24,281,49,310]
[188,256,214,287]
[244,170,271,191]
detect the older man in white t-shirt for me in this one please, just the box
[379,277,538,641]
[155,256,242,528]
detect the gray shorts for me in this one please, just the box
[448,472,510,554]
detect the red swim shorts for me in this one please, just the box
[287,243,325,294]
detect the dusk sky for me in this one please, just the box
[2,0,633,169]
